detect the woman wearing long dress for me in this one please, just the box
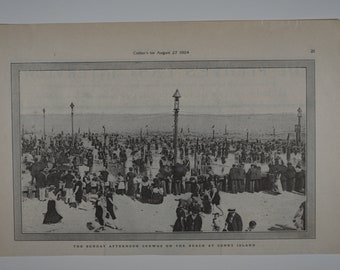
[210,186,222,215]
[73,178,83,205]
[202,189,212,214]
[43,189,63,224]
[173,207,186,232]
[116,173,126,195]
[140,176,151,202]
[94,194,106,231]
[105,190,119,229]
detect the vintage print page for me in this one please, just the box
[0,20,339,255]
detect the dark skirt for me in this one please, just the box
[141,186,151,201]
[211,193,220,206]
[202,195,212,214]
[85,183,91,194]
[173,218,185,232]
[95,205,104,226]
[106,205,116,220]
[127,182,135,196]
[43,200,63,224]
[75,191,83,204]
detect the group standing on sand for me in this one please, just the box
[22,127,306,232]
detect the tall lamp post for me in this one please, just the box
[295,107,302,145]
[103,125,106,148]
[173,89,181,164]
[70,102,74,146]
[42,108,46,140]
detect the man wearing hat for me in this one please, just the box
[224,208,243,232]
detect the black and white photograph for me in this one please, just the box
[13,60,314,240]
[2,1,340,269]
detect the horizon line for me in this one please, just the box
[22,111,299,116]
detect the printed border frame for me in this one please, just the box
[11,60,315,241]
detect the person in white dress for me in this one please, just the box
[272,171,283,194]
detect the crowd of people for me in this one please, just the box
[21,129,306,232]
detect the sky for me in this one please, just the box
[20,68,306,115]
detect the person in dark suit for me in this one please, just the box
[87,150,94,172]
[126,167,136,197]
[185,209,202,231]
[237,164,246,193]
[36,168,47,201]
[73,176,83,205]
[295,165,305,193]
[62,170,75,204]
[224,209,243,231]
[247,165,256,193]
[286,162,296,192]
[229,165,238,194]
[105,189,119,229]
[94,194,105,231]
[173,207,186,232]
[46,168,59,188]
[254,165,262,192]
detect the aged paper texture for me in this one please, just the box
[0,20,339,255]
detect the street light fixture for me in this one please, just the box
[295,107,302,144]
[42,108,46,140]
[103,125,106,148]
[70,102,74,146]
[173,89,181,164]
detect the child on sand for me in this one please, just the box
[245,220,257,232]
